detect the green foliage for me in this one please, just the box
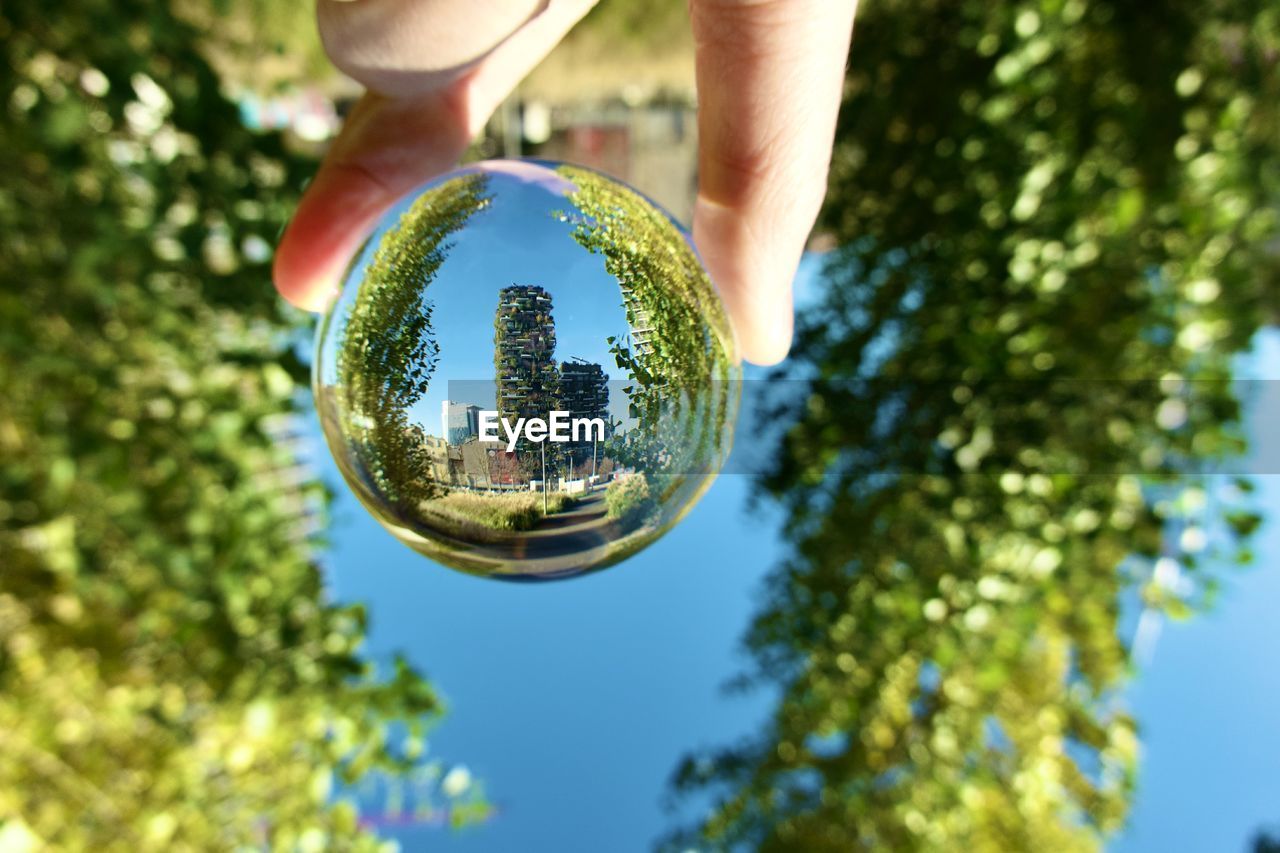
[559,165,735,410]
[0,0,483,847]
[332,173,493,523]
[559,164,738,490]
[668,0,1278,850]
[604,473,656,526]
[576,0,689,50]
[192,0,334,85]
[424,490,573,533]
[1254,828,1280,853]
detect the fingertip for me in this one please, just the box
[271,236,341,313]
[739,316,793,366]
[693,196,798,367]
[729,281,794,366]
[272,162,393,313]
[272,209,347,313]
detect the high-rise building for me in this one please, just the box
[440,401,482,445]
[494,285,559,430]
[559,358,609,453]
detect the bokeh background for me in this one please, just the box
[2,0,1278,850]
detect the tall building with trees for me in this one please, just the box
[560,358,610,456]
[494,284,560,430]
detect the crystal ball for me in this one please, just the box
[314,160,740,580]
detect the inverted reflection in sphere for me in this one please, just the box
[314,160,740,580]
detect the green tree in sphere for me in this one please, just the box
[332,172,493,522]
[559,164,738,497]
[667,0,1277,850]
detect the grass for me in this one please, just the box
[421,490,576,537]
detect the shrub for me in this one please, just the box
[605,473,656,525]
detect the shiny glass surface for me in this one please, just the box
[315,160,740,579]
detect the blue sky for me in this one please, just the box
[1113,333,1280,852]
[310,256,1280,851]
[321,458,782,850]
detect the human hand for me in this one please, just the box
[272,0,857,365]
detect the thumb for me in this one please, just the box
[273,0,598,311]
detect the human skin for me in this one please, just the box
[272,0,858,365]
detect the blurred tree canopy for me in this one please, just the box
[668,0,1277,850]
[0,0,484,848]
[1255,828,1280,853]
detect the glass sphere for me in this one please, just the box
[314,160,740,580]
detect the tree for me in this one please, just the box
[0,1,485,847]
[559,165,738,496]
[332,173,493,522]
[667,1,1277,850]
